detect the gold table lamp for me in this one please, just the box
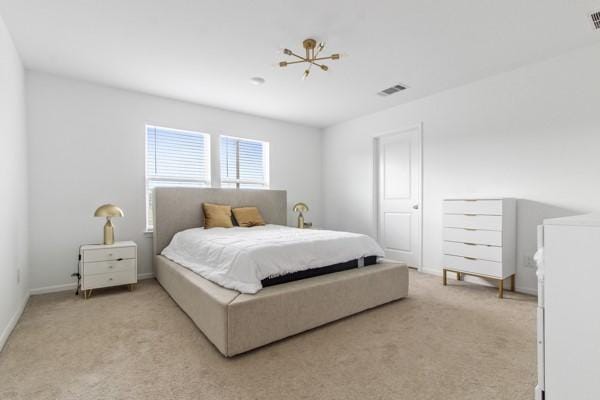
[293,202,309,229]
[94,204,124,245]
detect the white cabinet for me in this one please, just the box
[79,241,137,298]
[536,214,600,400]
[442,198,516,298]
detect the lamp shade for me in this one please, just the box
[293,202,309,213]
[94,204,124,218]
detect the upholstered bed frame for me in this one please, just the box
[153,187,409,357]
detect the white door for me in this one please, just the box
[377,127,422,268]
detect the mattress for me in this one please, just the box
[261,255,378,287]
[161,224,385,293]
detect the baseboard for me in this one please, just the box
[30,272,155,295]
[30,282,77,295]
[0,292,30,352]
[421,267,537,296]
[137,272,155,280]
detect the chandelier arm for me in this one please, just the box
[307,60,327,68]
[303,63,313,79]
[313,56,337,61]
[314,43,325,59]
[287,52,308,62]
[282,60,309,66]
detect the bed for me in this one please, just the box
[153,187,409,356]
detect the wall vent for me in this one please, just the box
[377,84,407,97]
[591,10,600,30]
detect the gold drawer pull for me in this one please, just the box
[464,256,477,260]
[464,228,477,231]
[464,214,477,217]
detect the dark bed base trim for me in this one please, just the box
[261,256,378,287]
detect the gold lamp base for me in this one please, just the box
[103,218,115,245]
[297,213,305,229]
[94,204,123,245]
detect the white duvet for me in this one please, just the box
[161,224,384,294]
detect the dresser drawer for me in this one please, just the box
[444,214,502,231]
[444,255,503,278]
[83,246,136,263]
[84,259,135,276]
[443,241,502,262]
[83,270,136,290]
[443,228,502,246]
[443,200,503,215]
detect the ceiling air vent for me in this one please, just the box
[591,10,600,30]
[377,84,407,97]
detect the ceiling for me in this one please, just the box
[1,0,599,127]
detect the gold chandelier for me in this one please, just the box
[279,38,341,79]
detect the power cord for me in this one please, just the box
[73,244,93,295]
[71,272,81,295]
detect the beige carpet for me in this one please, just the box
[0,270,536,400]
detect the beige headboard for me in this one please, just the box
[152,187,287,254]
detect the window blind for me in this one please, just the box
[145,125,210,230]
[220,136,269,189]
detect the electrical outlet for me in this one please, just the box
[523,255,536,269]
[17,268,20,284]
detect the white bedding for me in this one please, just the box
[161,224,385,294]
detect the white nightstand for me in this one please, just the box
[78,241,137,299]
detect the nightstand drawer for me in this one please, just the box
[83,270,136,289]
[83,246,136,262]
[84,259,135,275]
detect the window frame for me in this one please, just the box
[145,124,211,231]
[219,135,270,189]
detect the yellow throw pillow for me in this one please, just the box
[232,207,266,227]
[202,203,233,229]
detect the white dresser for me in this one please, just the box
[79,241,137,298]
[536,214,600,400]
[442,198,516,298]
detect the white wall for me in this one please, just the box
[0,14,28,350]
[322,43,600,294]
[27,72,322,291]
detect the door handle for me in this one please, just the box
[412,204,419,210]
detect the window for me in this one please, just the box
[145,125,210,230]
[220,136,269,189]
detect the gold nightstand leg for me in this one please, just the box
[128,284,134,291]
[510,274,516,292]
[443,269,447,286]
[498,279,504,299]
[83,290,87,300]
[456,272,461,281]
